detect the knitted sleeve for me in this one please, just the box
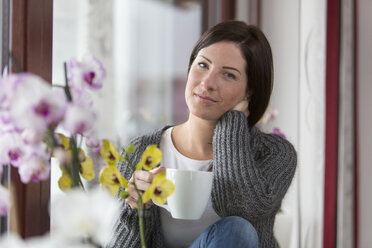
[106,134,162,248]
[211,111,297,221]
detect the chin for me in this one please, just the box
[189,108,221,121]
[186,99,225,121]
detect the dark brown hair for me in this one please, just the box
[188,21,273,127]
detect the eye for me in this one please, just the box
[224,72,236,80]
[198,62,208,69]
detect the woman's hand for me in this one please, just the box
[125,166,166,210]
[232,98,250,117]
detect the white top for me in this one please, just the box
[159,127,221,248]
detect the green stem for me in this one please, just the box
[70,136,81,188]
[137,199,146,248]
[45,127,58,149]
[63,62,73,102]
[124,149,146,247]
[124,153,136,172]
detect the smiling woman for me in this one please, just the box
[3,0,363,247]
[108,20,297,248]
[185,41,248,121]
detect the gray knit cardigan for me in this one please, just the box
[107,111,297,248]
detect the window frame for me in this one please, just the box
[9,0,52,238]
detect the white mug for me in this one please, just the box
[155,168,213,220]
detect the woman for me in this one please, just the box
[108,20,297,248]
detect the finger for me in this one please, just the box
[130,172,152,191]
[133,166,165,184]
[150,166,166,174]
[129,179,151,192]
[128,173,151,192]
[125,197,138,210]
[241,99,249,110]
[134,170,154,183]
[127,186,140,202]
[245,108,250,118]
[128,175,134,184]
[232,99,248,112]
[127,184,142,199]
[126,189,152,209]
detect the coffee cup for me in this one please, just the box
[154,168,213,220]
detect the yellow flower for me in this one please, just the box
[99,165,128,195]
[58,133,70,150]
[58,169,72,192]
[142,172,175,205]
[136,145,162,171]
[79,149,94,181]
[100,139,124,166]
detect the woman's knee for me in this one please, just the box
[220,216,256,234]
[215,216,258,247]
[190,216,258,248]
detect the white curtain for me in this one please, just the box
[256,1,327,247]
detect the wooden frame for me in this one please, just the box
[221,0,236,21]
[324,0,340,246]
[201,0,236,32]
[10,0,53,238]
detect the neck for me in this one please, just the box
[173,114,217,160]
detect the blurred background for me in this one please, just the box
[1,0,371,247]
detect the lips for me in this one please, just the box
[194,93,218,103]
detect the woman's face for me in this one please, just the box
[185,41,248,121]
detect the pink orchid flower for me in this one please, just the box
[68,55,106,92]
[272,127,286,139]
[62,103,96,136]
[9,74,67,131]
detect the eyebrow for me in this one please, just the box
[199,55,242,75]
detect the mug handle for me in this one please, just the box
[152,199,170,212]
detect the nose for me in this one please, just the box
[201,71,217,91]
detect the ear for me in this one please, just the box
[245,90,252,100]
